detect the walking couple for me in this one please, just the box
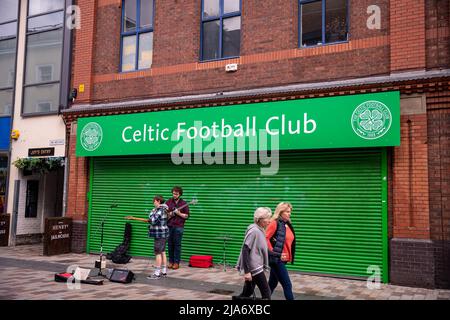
[235,202,296,300]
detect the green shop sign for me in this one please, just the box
[76,91,400,157]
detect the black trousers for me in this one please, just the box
[239,272,271,300]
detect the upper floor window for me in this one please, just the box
[28,0,65,16]
[0,0,19,117]
[201,0,241,61]
[299,0,348,47]
[121,0,154,72]
[36,65,54,82]
[36,101,52,112]
[23,0,65,116]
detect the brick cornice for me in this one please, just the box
[62,73,450,123]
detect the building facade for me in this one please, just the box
[0,1,19,218]
[1,0,73,245]
[64,0,450,289]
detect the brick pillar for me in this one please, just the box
[66,122,90,253]
[72,0,97,102]
[393,96,430,239]
[390,0,426,72]
[427,91,450,289]
[390,95,434,288]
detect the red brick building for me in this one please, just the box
[63,0,450,289]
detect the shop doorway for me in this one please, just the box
[15,163,65,245]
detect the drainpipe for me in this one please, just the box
[62,155,69,217]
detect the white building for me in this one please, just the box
[1,0,73,245]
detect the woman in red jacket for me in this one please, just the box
[266,202,296,300]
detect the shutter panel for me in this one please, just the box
[88,149,387,281]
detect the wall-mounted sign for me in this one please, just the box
[0,214,10,246]
[49,139,65,146]
[44,217,72,256]
[28,147,55,157]
[76,91,400,157]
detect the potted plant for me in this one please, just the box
[13,157,65,176]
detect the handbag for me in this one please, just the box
[268,252,281,265]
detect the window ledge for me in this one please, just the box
[298,40,350,49]
[199,56,240,63]
[21,111,59,118]
[118,68,152,74]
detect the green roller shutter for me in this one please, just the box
[87,148,388,282]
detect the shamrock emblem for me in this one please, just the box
[84,128,99,146]
[351,100,392,140]
[359,109,384,132]
[80,122,103,151]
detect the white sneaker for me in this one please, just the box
[147,273,161,280]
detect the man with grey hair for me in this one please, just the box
[234,207,272,300]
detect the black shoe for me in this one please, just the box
[231,294,256,300]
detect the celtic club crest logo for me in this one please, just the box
[80,122,103,151]
[351,101,392,140]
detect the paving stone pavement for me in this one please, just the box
[1,245,450,300]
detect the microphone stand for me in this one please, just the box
[98,219,105,276]
[96,201,118,277]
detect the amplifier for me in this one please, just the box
[109,269,135,284]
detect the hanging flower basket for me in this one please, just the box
[13,157,65,175]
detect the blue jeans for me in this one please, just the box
[269,260,294,300]
[168,226,184,264]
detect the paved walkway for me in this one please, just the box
[0,245,449,300]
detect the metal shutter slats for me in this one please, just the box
[88,149,387,281]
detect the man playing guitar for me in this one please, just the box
[166,186,189,270]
